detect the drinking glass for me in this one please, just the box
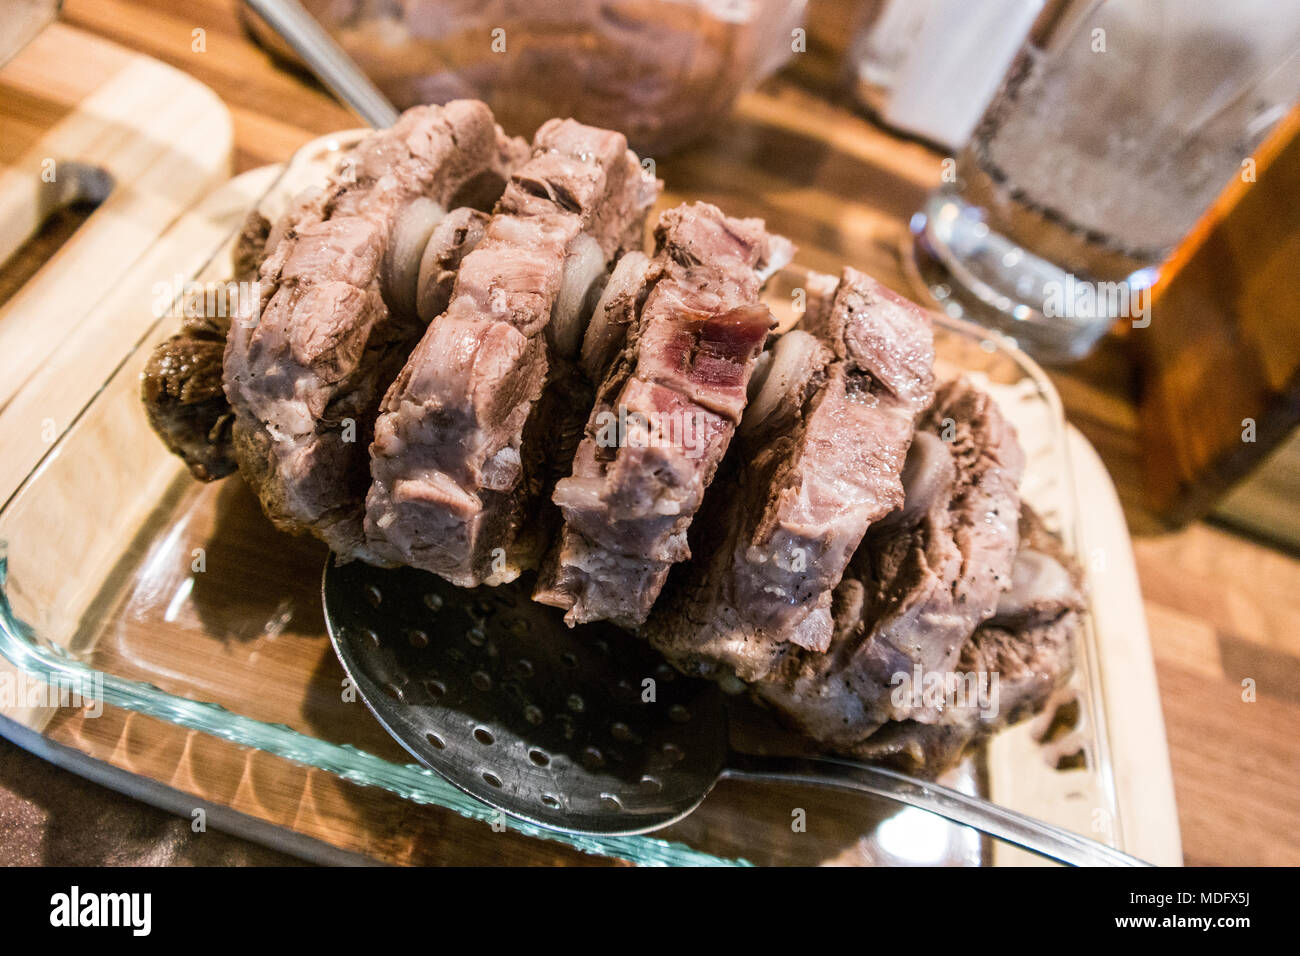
[911,0,1300,363]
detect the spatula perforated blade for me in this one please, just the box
[323,557,728,835]
[323,557,1150,865]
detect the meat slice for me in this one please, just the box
[849,505,1084,776]
[364,119,662,586]
[533,203,793,628]
[223,102,527,561]
[755,377,1025,749]
[645,267,934,681]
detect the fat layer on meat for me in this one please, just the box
[533,202,792,628]
[363,118,661,586]
[223,102,527,561]
[645,267,935,681]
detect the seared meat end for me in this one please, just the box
[140,211,270,481]
[141,332,236,481]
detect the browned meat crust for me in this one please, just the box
[139,212,270,481]
[141,332,236,482]
[232,210,271,284]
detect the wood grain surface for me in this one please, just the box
[0,0,1295,866]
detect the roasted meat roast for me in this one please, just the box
[141,101,1081,777]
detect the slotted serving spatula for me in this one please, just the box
[322,557,1149,866]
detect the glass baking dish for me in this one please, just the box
[0,134,1121,866]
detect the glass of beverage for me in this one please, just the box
[911,0,1300,363]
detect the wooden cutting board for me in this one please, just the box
[0,24,1181,866]
[0,21,231,443]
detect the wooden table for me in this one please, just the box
[0,0,1295,867]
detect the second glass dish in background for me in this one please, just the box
[239,0,807,155]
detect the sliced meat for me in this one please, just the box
[849,505,1084,776]
[644,267,934,681]
[756,377,1025,748]
[533,203,793,628]
[364,119,661,586]
[224,101,527,561]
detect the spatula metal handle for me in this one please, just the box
[244,0,399,129]
[724,752,1150,867]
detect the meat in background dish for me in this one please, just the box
[237,0,807,154]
